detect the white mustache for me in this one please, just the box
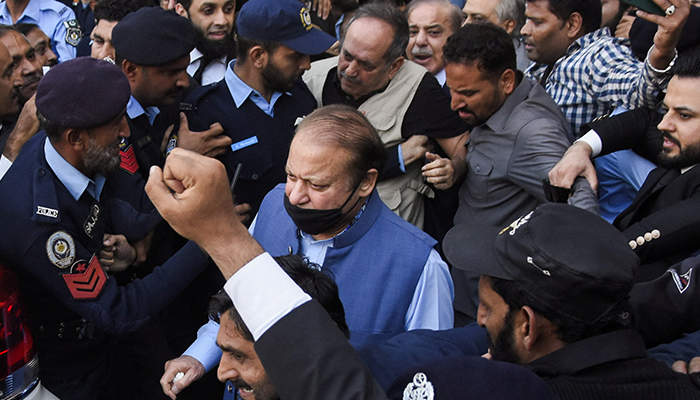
[412,46,433,57]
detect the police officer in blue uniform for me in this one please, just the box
[0,0,79,63]
[0,57,210,400]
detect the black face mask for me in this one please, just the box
[284,185,362,236]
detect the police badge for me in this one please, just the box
[46,231,76,268]
[403,372,434,400]
[64,19,82,47]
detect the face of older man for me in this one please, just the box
[25,27,57,69]
[0,43,21,119]
[407,2,456,75]
[337,17,403,100]
[0,30,42,104]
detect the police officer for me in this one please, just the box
[0,0,79,62]
[0,57,210,400]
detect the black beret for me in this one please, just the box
[111,7,195,66]
[36,57,131,129]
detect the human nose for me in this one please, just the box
[285,179,309,205]
[450,91,465,111]
[415,28,428,46]
[217,359,240,383]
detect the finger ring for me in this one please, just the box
[665,5,675,16]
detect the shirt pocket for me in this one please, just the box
[467,154,493,201]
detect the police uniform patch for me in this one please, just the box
[83,202,101,238]
[64,19,82,47]
[36,206,58,218]
[670,268,692,294]
[403,372,434,400]
[62,255,107,300]
[119,144,140,174]
[299,7,312,31]
[46,231,75,268]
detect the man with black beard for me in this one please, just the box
[550,48,700,282]
[180,0,335,221]
[468,204,700,399]
[0,57,212,400]
[175,0,236,85]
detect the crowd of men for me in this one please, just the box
[0,0,700,398]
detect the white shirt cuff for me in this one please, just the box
[223,253,311,341]
[574,130,602,158]
[0,154,12,180]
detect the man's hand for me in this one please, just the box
[132,231,153,266]
[176,113,232,158]
[234,202,252,224]
[146,148,264,279]
[311,0,331,19]
[160,355,206,400]
[548,141,598,190]
[640,0,690,70]
[3,94,40,161]
[672,357,700,374]
[422,152,457,190]
[99,234,136,273]
[401,135,432,166]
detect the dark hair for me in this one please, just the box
[489,276,629,344]
[37,110,69,140]
[296,104,387,190]
[234,34,280,65]
[346,3,409,65]
[443,23,516,80]
[0,24,21,40]
[14,23,39,37]
[526,0,601,35]
[405,0,463,34]
[672,47,700,78]
[94,0,150,23]
[209,254,350,342]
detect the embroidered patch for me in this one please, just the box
[36,206,58,218]
[83,202,100,238]
[119,144,140,174]
[299,7,312,30]
[670,268,692,294]
[46,231,75,268]
[62,255,107,300]
[403,372,434,400]
[230,136,258,152]
[500,210,534,236]
[63,19,82,47]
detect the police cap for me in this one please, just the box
[112,7,195,66]
[36,57,131,129]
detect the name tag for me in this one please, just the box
[231,136,258,152]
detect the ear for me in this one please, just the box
[501,18,517,35]
[65,128,88,150]
[499,68,516,95]
[248,46,269,69]
[359,168,379,197]
[518,306,540,351]
[565,12,584,39]
[387,57,405,80]
[174,3,188,17]
[122,60,140,82]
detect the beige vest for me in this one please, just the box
[304,57,434,229]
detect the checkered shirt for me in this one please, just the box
[526,28,670,134]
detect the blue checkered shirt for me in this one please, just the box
[526,28,670,134]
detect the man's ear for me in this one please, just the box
[499,68,517,96]
[249,46,269,69]
[387,57,405,80]
[565,12,584,39]
[359,168,379,197]
[501,18,517,35]
[122,60,140,82]
[518,306,540,351]
[65,128,88,150]
[174,3,188,17]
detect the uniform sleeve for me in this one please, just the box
[648,330,700,367]
[401,74,468,140]
[51,8,78,63]
[404,249,454,331]
[21,233,208,333]
[630,254,700,347]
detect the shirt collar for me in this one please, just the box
[224,59,289,114]
[44,137,105,201]
[434,68,446,87]
[127,96,160,125]
[682,165,697,174]
[9,0,41,23]
[565,28,610,58]
[190,48,204,64]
